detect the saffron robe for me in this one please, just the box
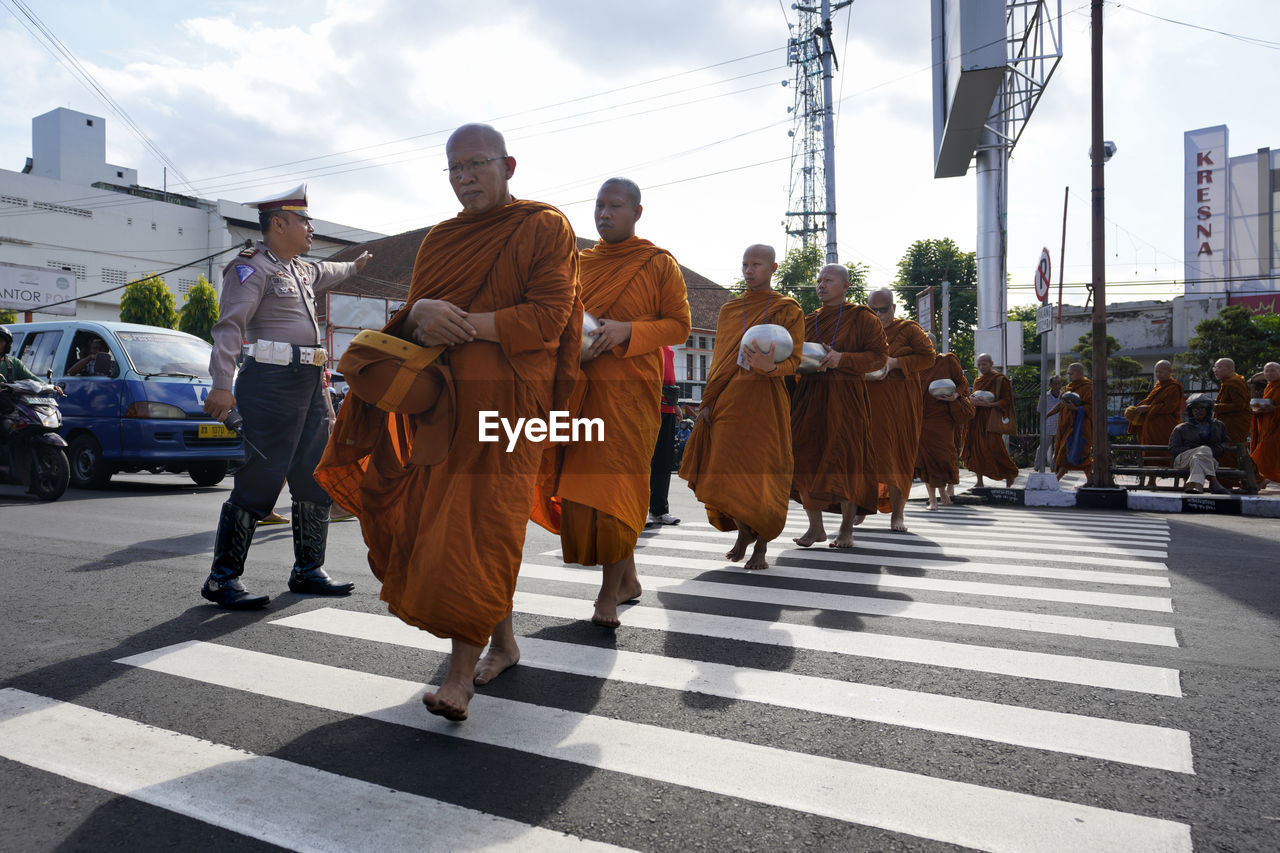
[790,304,887,514]
[552,236,691,564]
[1251,380,1280,482]
[1054,377,1094,472]
[315,199,581,647]
[916,353,974,487]
[864,318,936,496]
[961,369,1020,482]
[1214,373,1251,470]
[679,288,804,540]
[1132,378,1184,463]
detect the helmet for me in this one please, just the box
[0,325,11,345]
[1186,392,1215,412]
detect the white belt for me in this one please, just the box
[247,340,327,367]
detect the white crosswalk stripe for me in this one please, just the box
[10,502,1195,852]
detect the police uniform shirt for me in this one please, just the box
[209,242,359,391]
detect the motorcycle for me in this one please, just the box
[0,379,70,501]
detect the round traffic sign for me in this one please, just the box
[1034,248,1052,303]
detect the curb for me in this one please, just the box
[965,486,1280,518]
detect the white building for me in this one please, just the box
[0,108,382,322]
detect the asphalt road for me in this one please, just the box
[1,473,1278,852]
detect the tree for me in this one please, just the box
[1070,332,1143,379]
[119,274,178,329]
[178,275,219,342]
[733,243,869,312]
[1180,304,1280,383]
[891,238,977,350]
[0,309,15,324]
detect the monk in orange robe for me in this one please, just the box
[1131,360,1184,478]
[916,343,973,510]
[1051,362,1094,485]
[679,244,803,570]
[1250,361,1280,485]
[860,287,935,532]
[790,263,887,548]
[541,178,690,629]
[1212,357,1252,471]
[962,352,1020,488]
[314,124,581,722]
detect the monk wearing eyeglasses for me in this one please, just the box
[534,178,691,629]
[679,244,803,571]
[859,288,935,532]
[316,123,582,722]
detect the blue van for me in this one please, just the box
[8,320,243,488]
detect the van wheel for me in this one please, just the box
[69,434,112,489]
[188,461,228,487]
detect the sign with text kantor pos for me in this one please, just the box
[0,261,77,316]
[1184,126,1228,294]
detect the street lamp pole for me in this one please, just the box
[1089,0,1113,488]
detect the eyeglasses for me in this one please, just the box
[870,304,894,314]
[444,157,505,178]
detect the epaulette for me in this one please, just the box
[238,245,259,259]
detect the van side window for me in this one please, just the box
[19,331,63,378]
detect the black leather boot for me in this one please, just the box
[287,500,354,595]
[201,502,269,609]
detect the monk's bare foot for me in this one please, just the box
[890,514,909,533]
[744,537,770,571]
[616,578,643,603]
[1005,476,1016,488]
[829,531,854,549]
[925,498,937,511]
[852,513,866,527]
[792,528,827,547]
[422,681,473,722]
[591,597,621,629]
[726,528,752,562]
[939,492,953,506]
[473,645,520,686]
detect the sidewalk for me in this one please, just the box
[918,470,1280,518]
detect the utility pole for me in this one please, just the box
[1089,0,1113,490]
[785,1,852,262]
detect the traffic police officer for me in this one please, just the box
[201,184,371,609]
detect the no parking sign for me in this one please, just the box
[1034,248,1052,303]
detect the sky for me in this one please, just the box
[0,0,1275,310]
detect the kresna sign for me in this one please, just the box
[0,261,77,316]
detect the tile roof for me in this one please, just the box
[323,226,733,328]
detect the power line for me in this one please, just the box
[38,242,249,310]
[1113,3,1280,50]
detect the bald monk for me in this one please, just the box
[1050,362,1094,485]
[1212,357,1252,472]
[1250,361,1280,485]
[1131,360,1184,480]
[916,340,974,510]
[961,353,1020,488]
[790,263,887,548]
[679,244,803,571]
[542,178,690,629]
[315,123,581,722]
[860,287,935,532]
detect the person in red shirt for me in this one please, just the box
[648,344,681,526]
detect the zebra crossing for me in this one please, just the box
[0,501,1196,852]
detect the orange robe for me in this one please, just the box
[961,370,1020,482]
[1054,377,1093,472]
[1251,380,1280,482]
[679,288,804,540]
[315,199,581,647]
[916,353,974,487]
[553,236,691,565]
[864,318,936,498]
[1132,378,1184,463]
[1214,373,1251,469]
[790,304,887,515]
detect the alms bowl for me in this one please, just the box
[796,342,828,374]
[928,378,957,399]
[741,323,793,364]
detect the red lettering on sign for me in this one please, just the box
[1197,187,1211,202]
[1198,242,1213,257]
[1198,224,1212,239]
[1197,151,1214,167]
[1197,170,1214,185]
[1198,205,1211,220]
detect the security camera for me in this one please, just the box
[1089,141,1118,163]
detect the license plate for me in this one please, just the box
[198,424,236,439]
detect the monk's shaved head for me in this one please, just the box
[746,243,776,264]
[867,287,895,326]
[1265,362,1280,380]
[976,352,994,373]
[1154,360,1173,380]
[446,123,507,157]
[976,352,992,363]
[1215,357,1235,371]
[1067,362,1085,380]
[818,263,849,285]
[868,287,894,305]
[600,177,641,206]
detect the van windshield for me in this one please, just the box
[115,331,212,379]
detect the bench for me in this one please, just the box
[1109,443,1258,494]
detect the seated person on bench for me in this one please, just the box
[1168,393,1233,495]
